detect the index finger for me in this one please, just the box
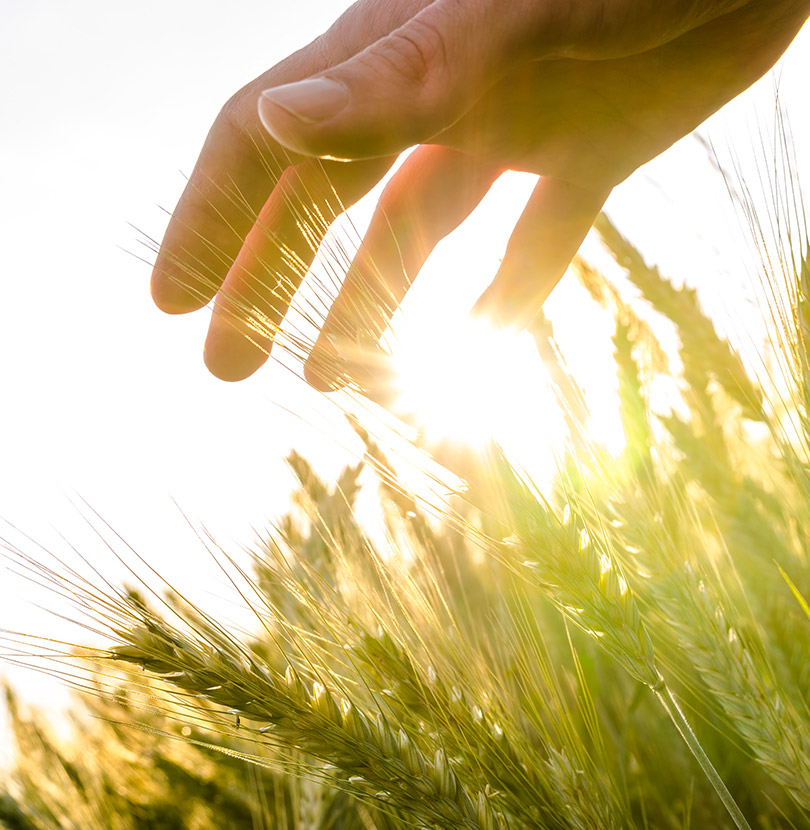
[150,0,436,316]
[150,108,291,314]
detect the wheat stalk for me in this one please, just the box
[659,564,810,811]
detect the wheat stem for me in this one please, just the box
[654,684,752,830]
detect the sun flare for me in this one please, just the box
[389,316,564,458]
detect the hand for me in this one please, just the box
[150,0,809,389]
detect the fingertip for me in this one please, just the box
[203,347,264,382]
[470,285,534,332]
[203,319,271,382]
[469,286,499,323]
[150,263,209,315]
[303,338,348,392]
[473,178,610,332]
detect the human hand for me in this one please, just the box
[150,0,809,389]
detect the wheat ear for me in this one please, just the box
[470,456,754,830]
[110,611,506,830]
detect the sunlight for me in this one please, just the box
[389,315,565,459]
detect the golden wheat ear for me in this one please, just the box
[10,99,810,829]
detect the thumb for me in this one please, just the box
[257,0,523,159]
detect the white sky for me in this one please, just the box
[1,1,808,709]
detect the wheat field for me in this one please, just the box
[2,115,810,829]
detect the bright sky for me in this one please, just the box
[1,1,808,711]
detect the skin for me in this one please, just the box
[150,0,810,389]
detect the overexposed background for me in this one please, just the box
[1,1,808,712]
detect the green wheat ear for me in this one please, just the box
[7,108,810,830]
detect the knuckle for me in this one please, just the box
[379,18,451,89]
[215,92,278,170]
[217,87,258,138]
[322,14,355,62]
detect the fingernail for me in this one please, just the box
[260,78,350,125]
